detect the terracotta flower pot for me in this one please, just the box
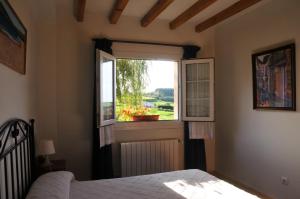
[132,115,160,121]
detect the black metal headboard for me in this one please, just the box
[0,119,36,199]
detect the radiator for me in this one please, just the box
[121,139,179,177]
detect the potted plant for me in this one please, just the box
[119,106,159,121]
[132,114,160,121]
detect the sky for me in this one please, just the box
[102,61,113,102]
[145,60,178,93]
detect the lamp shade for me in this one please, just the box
[39,140,55,155]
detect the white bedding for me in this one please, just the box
[26,170,260,199]
[26,171,74,199]
[70,170,260,199]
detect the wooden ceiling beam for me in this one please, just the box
[109,0,129,24]
[170,0,217,30]
[141,0,174,27]
[74,0,86,22]
[195,0,262,32]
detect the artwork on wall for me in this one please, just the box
[0,0,27,74]
[252,43,296,111]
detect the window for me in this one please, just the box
[116,58,179,122]
[182,59,214,121]
[96,50,116,127]
[96,48,215,126]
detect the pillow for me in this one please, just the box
[26,171,74,199]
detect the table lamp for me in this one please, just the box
[39,139,55,167]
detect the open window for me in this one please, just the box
[96,50,116,127]
[115,58,179,122]
[96,49,214,124]
[182,58,214,121]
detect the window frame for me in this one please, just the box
[181,58,215,121]
[96,50,117,127]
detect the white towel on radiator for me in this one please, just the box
[188,122,215,140]
[99,125,115,148]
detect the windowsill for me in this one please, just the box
[114,120,183,131]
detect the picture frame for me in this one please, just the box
[0,0,27,74]
[252,43,296,111]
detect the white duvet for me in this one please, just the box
[27,170,261,199]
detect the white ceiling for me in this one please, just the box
[86,0,264,25]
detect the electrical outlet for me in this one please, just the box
[281,176,289,185]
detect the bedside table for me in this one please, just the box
[37,159,66,176]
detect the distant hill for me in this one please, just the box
[146,88,174,102]
[144,88,174,102]
[154,88,174,97]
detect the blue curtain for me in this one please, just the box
[182,45,206,171]
[92,38,114,179]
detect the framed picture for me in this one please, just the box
[252,43,296,111]
[0,0,27,74]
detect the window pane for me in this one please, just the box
[102,58,114,120]
[116,59,178,122]
[186,63,210,117]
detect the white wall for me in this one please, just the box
[215,0,300,198]
[34,0,59,148]
[0,0,37,127]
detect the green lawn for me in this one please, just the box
[147,108,174,120]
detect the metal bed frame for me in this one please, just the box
[0,119,36,199]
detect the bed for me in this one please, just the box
[0,119,261,199]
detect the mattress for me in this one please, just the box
[70,170,260,199]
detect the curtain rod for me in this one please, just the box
[93,38,201,58]
[111,39,185,48]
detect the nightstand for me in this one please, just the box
[37,159,66,176]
